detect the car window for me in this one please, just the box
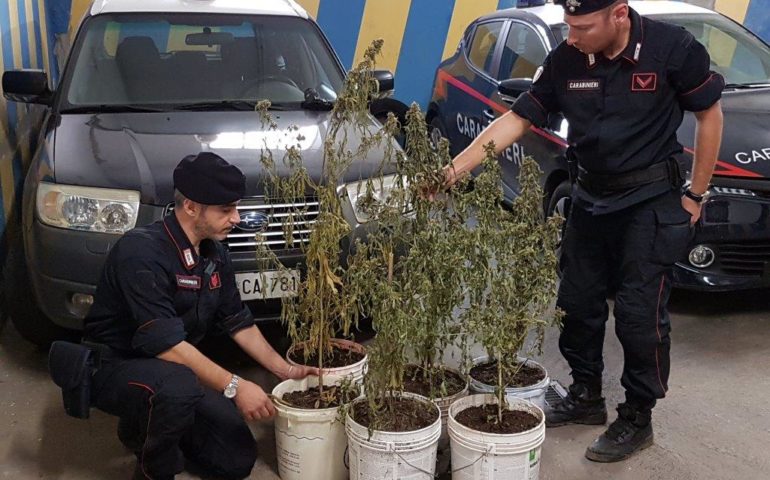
[656,13,770,85]
[467,21,505,76]
[551,23,568,44]
[498,22,548,80]
[63,13,345,108]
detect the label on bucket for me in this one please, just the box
[528,448,540,480]
[277,444,302,475]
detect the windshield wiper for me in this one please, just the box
[724,82,770,89]
[300,88,334,111]
[59,104,168,113]
[172,100,294,111]
[172,100,259,111]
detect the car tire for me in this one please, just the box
[547,180,572,275]
[3,228,79,348]
[370,98,408,148]
[547,180,572,221]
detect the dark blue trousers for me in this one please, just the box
[557,190,693,412]
[91,357,257,479]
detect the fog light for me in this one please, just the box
[688,245,715,269]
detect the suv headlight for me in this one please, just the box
[37,183,140,234]
[342,174,409,224]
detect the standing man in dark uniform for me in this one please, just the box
[83,152,317,479]
[443,0,724,462]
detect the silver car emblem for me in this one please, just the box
[237,211,270,233]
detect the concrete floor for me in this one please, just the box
[1,288,769,479]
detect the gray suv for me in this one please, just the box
[1,0,403,346]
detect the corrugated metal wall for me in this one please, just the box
[0,0,768,266]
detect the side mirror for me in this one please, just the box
[498,78,532,99]
[2,70,52,105]
[372,70,394,93]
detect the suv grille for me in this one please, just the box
[719,242,770,277]
[165,196,319,252]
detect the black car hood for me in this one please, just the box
[679,86,770,180]
[52,110,397,205]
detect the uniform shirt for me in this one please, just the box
[513,7,724,214]
[84,213,254,357]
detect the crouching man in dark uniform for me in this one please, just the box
[442,0,724,463]
[82,152,317,479]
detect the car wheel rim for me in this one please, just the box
[429,125,443,150]
[552,196,568,249]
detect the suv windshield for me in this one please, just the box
[61,13,345,110]
[550,13,770,86]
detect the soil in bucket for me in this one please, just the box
[288,344,365,368]
[352,396,439,432]
[403,365,466,399]
[282,384,360,409]
[469,360,545,388]
[455,404,540,435]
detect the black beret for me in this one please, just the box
[173,152,245,205]
[555,0,617,15]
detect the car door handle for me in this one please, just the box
[482,109,496,122]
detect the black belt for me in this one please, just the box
[577,159,681,194]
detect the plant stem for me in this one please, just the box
[497,352,503,424]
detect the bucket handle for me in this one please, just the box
[386,442,435,479]
[449,444,495,478]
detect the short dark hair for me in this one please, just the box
[174,189,187,209]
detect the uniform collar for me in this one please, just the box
[163,213,199,271]
[584,7,644,68]
[619,7,644,65]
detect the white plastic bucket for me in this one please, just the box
[272,375,351,480]
[346,393,442,480]
[469,356,549,410]
[448,394,545,480]
[287,338,367,384]
[430,368,469,449]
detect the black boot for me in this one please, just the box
[585,403,654,462]
[118,417,144,454]
[132,462,173,480]
[545,383,607,427]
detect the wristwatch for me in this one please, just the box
[683,187,709,204]
[223,374,240,399]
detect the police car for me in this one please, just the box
[427,0,770,291]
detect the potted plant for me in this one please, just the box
[389,105,469,445]
[261,41,396,480]
[446,145,562,480]
[344,220,444,480]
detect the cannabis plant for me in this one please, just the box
[455,144,563,422]
[345,103,470,423]
[256,40,399,392]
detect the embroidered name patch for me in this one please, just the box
[567,79,601,91]
[632,73,657,92]
[176,274,201,289]
[210,272,221,290]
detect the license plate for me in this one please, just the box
[236,270,299,300]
